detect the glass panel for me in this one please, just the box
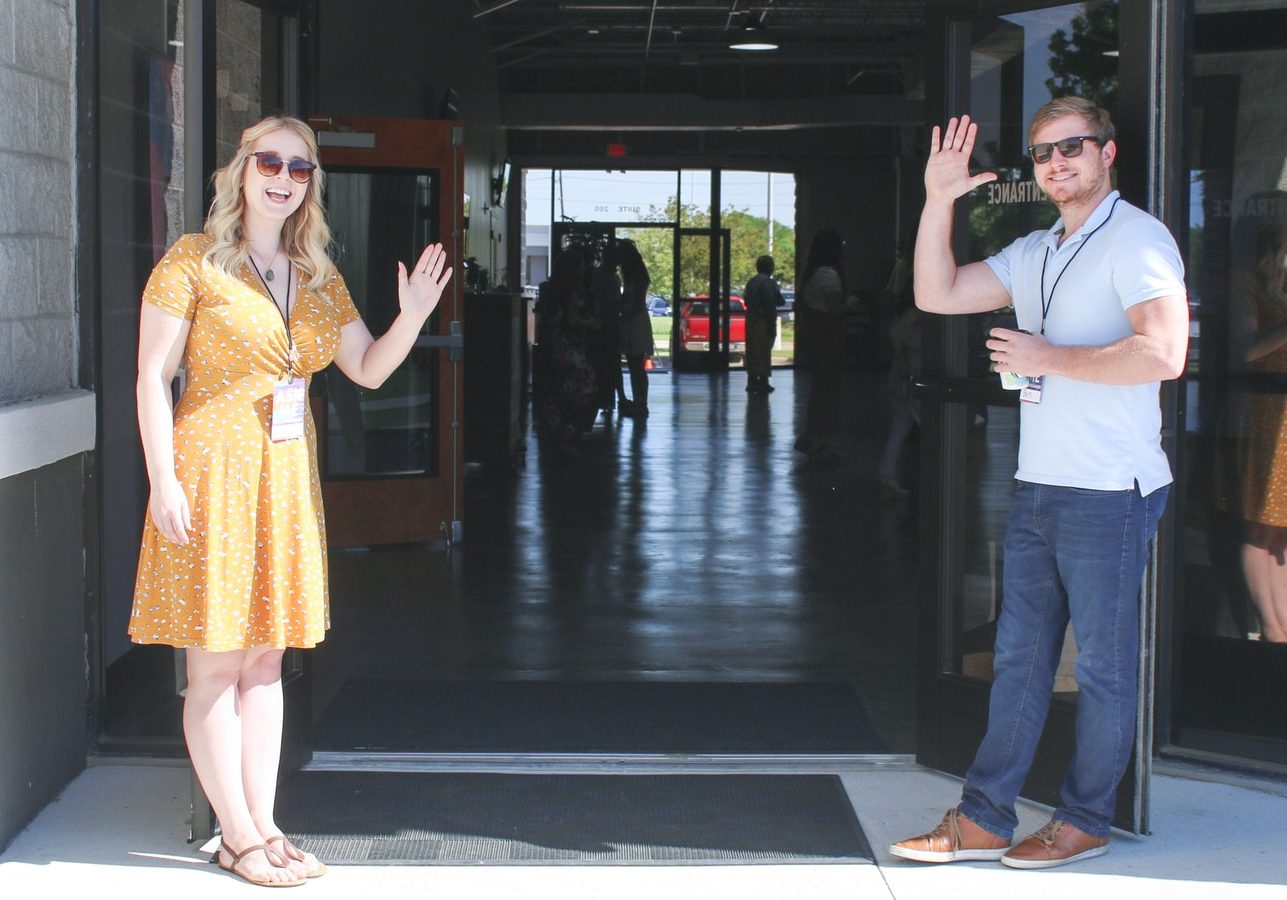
[946,3,1120,687]
[721,171,797,367]
[323,171,439,477]
[950,400,1017,684]
[1177,8,1287,765]
[552,169,679,223]
[521,168,553,290]
[679,170,711,225]
[99,0,189,748]
[215,0,277,160]
[964,3,1119,377]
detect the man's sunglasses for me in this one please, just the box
[1026,135,1103,165]
[250,151,317,183]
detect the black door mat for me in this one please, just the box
[276,772,873,865]
[313,680,883,754]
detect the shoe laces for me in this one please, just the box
[934,808,965,849]
[1032,820,1065,847]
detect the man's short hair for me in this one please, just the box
[1028,96,1115,145]
[756,254,775,275]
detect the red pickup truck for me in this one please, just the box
[671,295,746,370]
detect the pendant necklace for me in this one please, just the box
[253,246,283,282]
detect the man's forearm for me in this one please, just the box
[1040,333,1186,385]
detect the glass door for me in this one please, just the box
[310,117,464,547]
[1171,4,1287,768]
[673,228,734,371]
[919,0,1168,833]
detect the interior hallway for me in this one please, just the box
[318,366,921,754]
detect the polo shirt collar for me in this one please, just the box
[1044,190,1121,251]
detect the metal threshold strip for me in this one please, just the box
[305,751,917,774]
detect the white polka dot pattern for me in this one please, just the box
[129,233,359,651]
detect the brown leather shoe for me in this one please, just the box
[889,808,1011,863]
[1002,819,1108,869]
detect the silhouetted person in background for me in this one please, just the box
[744,254,784,395]
[589,240,623,418]
[536,245,599,458]
[795,229,847,461]
[616,239,654,418]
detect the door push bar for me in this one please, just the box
[415,321,464,360]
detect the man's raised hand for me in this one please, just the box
[925,115,998,203]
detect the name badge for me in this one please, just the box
[270,377,307,441]
[1019,375,1044,405]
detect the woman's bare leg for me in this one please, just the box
[238,647,322,877]
[1243,542,1287,642]
[185,648,295,884]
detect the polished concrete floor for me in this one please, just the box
[320,366,921,752]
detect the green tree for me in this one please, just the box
[1045,0,1119,113]
[628,198,796,299]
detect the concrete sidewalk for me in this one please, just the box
[1,762,1284,899]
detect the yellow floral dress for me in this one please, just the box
[1239,290,1287,527]
[129,233,359,651]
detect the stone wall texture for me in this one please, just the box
[0,0,76,402]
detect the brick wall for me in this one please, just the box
[0,0,76,403]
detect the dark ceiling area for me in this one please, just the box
[474,1,928,102]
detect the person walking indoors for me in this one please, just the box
[890,97,1188,869]
[130,116,452,887]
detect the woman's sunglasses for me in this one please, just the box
[1027,135,1103,165]
[250,151,317,183]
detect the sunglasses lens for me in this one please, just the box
[287,160,316,183]
[1031,144,1054,164]
[1055,138,1085,158]
[254,153,284,177]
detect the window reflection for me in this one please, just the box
[1180,21,1287,764]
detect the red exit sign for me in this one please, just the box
[606,143,628,158]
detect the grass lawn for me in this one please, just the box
[648,316,795,366]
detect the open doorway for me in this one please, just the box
[524,168,799,372]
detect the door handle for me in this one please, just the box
[416,321,464,360]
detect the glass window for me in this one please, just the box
[1176,3,1287,766]
[679,169,711,226]
[552,169,679,223]
[323,171,439,478]
[947,2,1120,685]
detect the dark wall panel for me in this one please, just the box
[0,456,89,850]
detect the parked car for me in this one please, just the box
[779,288,795,323]
[671,295,747,370]
[647,295,670,317]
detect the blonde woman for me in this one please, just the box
[1232,191,1287,641]
[130,116,452,886]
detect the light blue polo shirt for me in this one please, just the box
[984,190,1186,496]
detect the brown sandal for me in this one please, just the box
[265,834,328,878]
[216,840,306,888]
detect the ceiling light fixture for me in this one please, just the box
[729,21,777,52]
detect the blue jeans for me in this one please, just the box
[958,481,1169,840]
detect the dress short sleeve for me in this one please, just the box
[142,233,206,320]
[320,272,361,327]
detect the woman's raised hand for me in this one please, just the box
[925,115,997,203]
[397,243,454,322]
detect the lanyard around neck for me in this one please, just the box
[1038,195,1120,334]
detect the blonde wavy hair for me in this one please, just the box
[203,116,336,289]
